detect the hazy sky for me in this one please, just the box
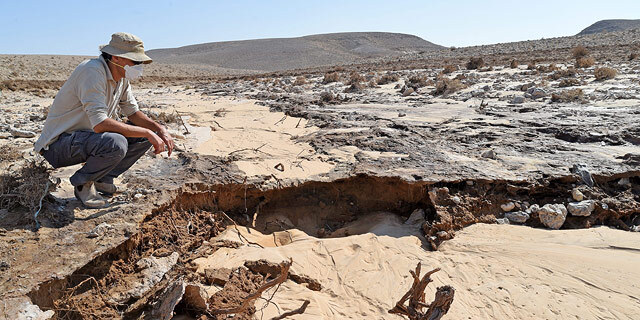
[1,0,639,55]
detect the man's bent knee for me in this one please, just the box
[95,132,128,159]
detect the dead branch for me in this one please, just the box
[389,263,455,320]
[274,115,287,125]
[218,211,264,248]
[269,300,310,320]
[209,260,292,315]
[229,143,269,156]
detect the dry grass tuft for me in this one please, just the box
[510,59,518,69]
[466,57,484,70]
[145,110,181,124]
[347,72,366,85]
[433,78,465,96]
[594,67,617,81]
[322,72,340,84]
[572,46,589,59]
[407,75,430,88]
[575,57,595,68]
[551,89,584,103]
[629,53,638,61]
[548,68,577,80]
[377,73,399,85]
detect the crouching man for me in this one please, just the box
[34,32,174,208]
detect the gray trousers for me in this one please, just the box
[42,130,152,187]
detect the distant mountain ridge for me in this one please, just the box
[577,19,640,35]
[147,32,442,73]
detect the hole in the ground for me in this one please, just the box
[25,172,640,319]
[26,175,435,319]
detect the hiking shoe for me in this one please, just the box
[74,182,108,209]
[95,181,117,195]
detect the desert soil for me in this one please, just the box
[1,38,640,320]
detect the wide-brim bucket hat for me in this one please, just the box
[99,32,152,64]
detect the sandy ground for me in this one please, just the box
[194,218,640,319]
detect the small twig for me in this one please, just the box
[174,108,190,134]
[270,300,310,320]
[295,118,302,128]
[229,143,269,156]
[274,115,287,126]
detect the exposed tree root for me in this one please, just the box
[389,263,455,320]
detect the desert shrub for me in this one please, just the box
[575,57,595,68]
[433,78,465,96]
[322,72,340,84]
[594,67,617,81]
[510,60,518,68]
[572,46,589,59]
[630,53,638,61]
[145,110,180,124]
[527,63,536,70]
[377,73,399,85]
[466,57,484,70]
[442,65,457,74]
[293,76,307,86]
[551,89,583,103]
[537,64,559,73]
[319,91,335,103]
[407,75,429,88]
[347,72,366,85]
[558,78,580,87]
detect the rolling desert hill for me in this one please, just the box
[146,32,443,72]
[577,19,640,35]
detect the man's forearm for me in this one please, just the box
[127,111,165,134]
[93,118,153,138]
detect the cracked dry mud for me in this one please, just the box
[1,47,640,319]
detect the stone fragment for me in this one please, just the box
[567,200,596,216]
[451,196,462,205]
[203,267,231,286]
[618,177,631,186]
[9,126,36,138]
[526,87,548,99]
[405,208,425,225]
[505,211,530,223]
[526,204,540,214]
[402,87,415,96]
[538,204,567,229]
[87,222,112,238]
[496,218,510,224]
[511,96,525,104]
[151,280,185,320]
[481,149,497,159]
[501,202,516,212]
[571,188,584,201]
[572,164,594,187]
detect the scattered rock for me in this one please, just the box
[481,149,497,159]
[618,177,631,186]
[402,87,415,96]
[567,200,596,216]
[526,87,548,99]
[538,204,568,229]
[451,196,462,205]
[87,222,112,238]
[571,188,584,201]
[511,96,525,104]
[9,126,36,138]
[501,202,516,212]
[505,211,530,223]
[526,204,540,214]
[496,218,510,224]
[0,132,10,139]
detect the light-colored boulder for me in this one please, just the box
[538,204,567,229]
